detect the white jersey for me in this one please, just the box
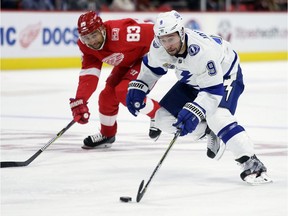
[138,28,240,116]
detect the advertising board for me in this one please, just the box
[1,11,287,70]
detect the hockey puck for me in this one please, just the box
[120,196,132,202]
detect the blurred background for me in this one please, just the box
[1,0,287,71]
[1,0,287,12]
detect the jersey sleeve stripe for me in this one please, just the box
[201,83,224,96]
[224,51,238,79]
[143,55,167,76]
[79,67,101,77]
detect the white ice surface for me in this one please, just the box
[1,61,287,216]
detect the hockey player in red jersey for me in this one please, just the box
[70,11,161,149]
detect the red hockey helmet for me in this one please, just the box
[77,11,104,36]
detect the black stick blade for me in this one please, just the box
[0,121,74,169]
[136,180,145,202]
[0,161,28,168]
[1,150,42,168]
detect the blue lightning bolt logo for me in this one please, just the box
[180,70,192,83]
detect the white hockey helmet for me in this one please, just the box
[153,10,185,43]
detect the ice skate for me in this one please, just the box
[149,118,162,140]
[82,133,115,149]
[237,155,273,185]
[206,128,225,160]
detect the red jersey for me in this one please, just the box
[75,18,154,101]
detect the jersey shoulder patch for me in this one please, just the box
[188,44,200,56]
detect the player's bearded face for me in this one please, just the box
[159,33,182,56]
[80,29,105,50]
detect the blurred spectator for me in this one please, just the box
[60,0,90,10]
[1,0,286,11]
[254,0,280,10]
[21,0,55,10]
[186,0,220,11]
[230,0,285,11]
[54,0,109,11]
[135,0,156,11]
[109,0,135,11]
[134,0,173,11]
[275,0,287,10]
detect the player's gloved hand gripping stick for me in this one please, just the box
[173,102,206,136]
[70,98,90,124]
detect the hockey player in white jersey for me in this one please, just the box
[126,10,272,185]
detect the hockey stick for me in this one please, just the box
[136,129,181,202]
[0,120,75,168]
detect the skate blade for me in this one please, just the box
[153,134,161,142]
[214,142,226,161]
[81,143,112,150]
[244,172,273,185]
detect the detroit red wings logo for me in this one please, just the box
[19,22,41,48]
[102,53,124,66]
